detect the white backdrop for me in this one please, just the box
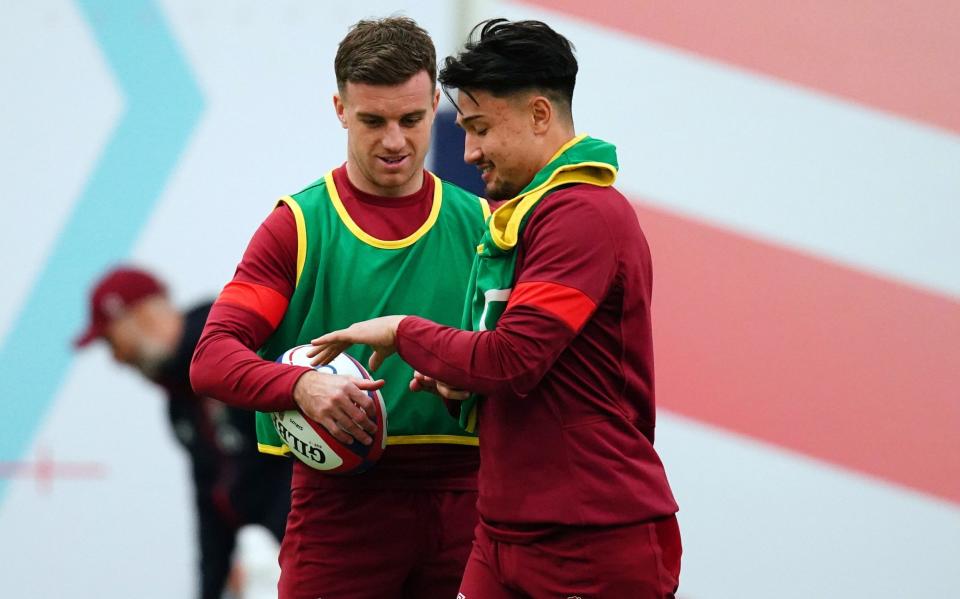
[1,1,958,598]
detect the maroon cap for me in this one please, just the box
[73,267,166,348]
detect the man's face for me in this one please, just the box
[335,70,439,196]
[104,309,171,379]
[456,89,543,201]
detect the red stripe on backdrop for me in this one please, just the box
[632,200,960,504]
[515,0,960,134]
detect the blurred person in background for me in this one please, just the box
[74,266,292,599]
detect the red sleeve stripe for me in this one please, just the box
[506,280,596,332]
[216,281,289,329]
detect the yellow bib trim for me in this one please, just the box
[488,160,618,251]
[549,133,588,163]
[326,170,444,249]
[257,435,478,457]
[464,405,478,434]
[387,434,480,446]
[479,197,491,220]
[277,196,307,287]
[258,442,291,456]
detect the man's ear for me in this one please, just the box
[333,93,347,129]
[530,95,553,134]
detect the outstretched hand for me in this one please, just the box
[308,315,406,372]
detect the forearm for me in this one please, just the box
[395,306,574,398]
[190,203,303,411]
[401,188,622,398]
[190,302,306,412]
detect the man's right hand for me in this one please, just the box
[292,370,384,446]
[409,371,470,401]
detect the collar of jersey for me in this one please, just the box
[487,135,618,252]
[326,169,443,250]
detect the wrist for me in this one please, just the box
[291,368,316,406]
[393,315,411,346]
[394,314,410,333]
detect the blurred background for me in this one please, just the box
[1,1,958,597]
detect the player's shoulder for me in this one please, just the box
[289,175,329,201]
[437,175,480,202]
[279,174,338,217]
[435,174,489,219]
[549,182,630,208]
[536,183,633,225]
[522,183,639,248]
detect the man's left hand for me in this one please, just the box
[309,315,406,372]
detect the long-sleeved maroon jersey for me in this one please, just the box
[190,166,436,413]
[190,166,479,490]
[396,182,679,533]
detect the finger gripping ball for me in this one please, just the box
[273,344,387,474]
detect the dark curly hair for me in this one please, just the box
[438,19,578,115]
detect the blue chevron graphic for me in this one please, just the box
[0,0,203,501]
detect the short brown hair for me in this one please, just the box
[335,17,437,91]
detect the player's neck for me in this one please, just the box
[539,127,578,170]
[344,160,425,198]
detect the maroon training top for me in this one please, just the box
[190,166,479,490]
[395,183,679,535]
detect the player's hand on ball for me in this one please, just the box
[292,370,384,446]
[410,371,470,401]
[310,315,406,372]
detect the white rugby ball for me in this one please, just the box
[273,344,387,474]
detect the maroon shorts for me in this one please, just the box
[277,486,478,599]
[458,515,682,599]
